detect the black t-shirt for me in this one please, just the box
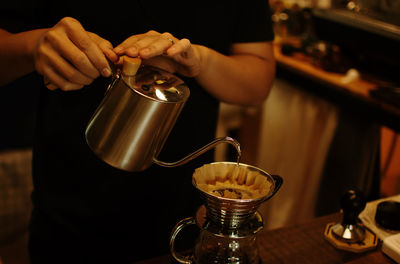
[1,0,273,262]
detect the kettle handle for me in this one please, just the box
[105,72,120,94]
[154,136,241,168]
[169,217,196,264]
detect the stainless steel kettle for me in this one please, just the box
[85,57,240,171]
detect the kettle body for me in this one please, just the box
[85,65,190,171]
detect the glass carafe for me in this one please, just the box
[170,206,263,264]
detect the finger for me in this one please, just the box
[102,48,119,64]
[114,35,142,55]
[121,37,154,57]
[46,28,100,79]
[44,77,58,90]
[45,45,94,85]
[114,30,161,56]
[166,38,191,56]
[61,18,111,78]
[160,32,176,46]
[89,33,119,65]
[46,83,58,90]
[133,36,160,54]
[139,33,178,58]
[42,64,83,91]
[35,38,92,88]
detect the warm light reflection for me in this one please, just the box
[155,89,167,101]
[342,228,352,239]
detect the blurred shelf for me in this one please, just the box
[273,43,400,132]
[313,8,400,41]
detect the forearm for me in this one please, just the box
[0,28,47,86]
[195,43,275,106]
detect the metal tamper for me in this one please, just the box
[331,189,367,243]
[325,189,378,252]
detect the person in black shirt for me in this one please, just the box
[0,1,275,263]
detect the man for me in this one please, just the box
[0,1,275,262]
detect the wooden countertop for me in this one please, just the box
[136,213,394,264]
[273,43,400,132]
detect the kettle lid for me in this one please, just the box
[122,57,190,103]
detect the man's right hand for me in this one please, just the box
[34,17,117,91]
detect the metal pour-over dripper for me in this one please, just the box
[192,162,283,229]
[170,162,283,264]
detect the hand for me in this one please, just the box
[34,17,118,91]
[114,30,202,77]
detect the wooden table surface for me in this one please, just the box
[136,213,395,264]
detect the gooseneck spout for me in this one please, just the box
[153,136,241,168]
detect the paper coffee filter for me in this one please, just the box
[193,163,272,200]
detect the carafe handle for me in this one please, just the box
[169,217,196,264]
[270,174,283,197]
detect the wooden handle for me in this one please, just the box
[122,56,142,76]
